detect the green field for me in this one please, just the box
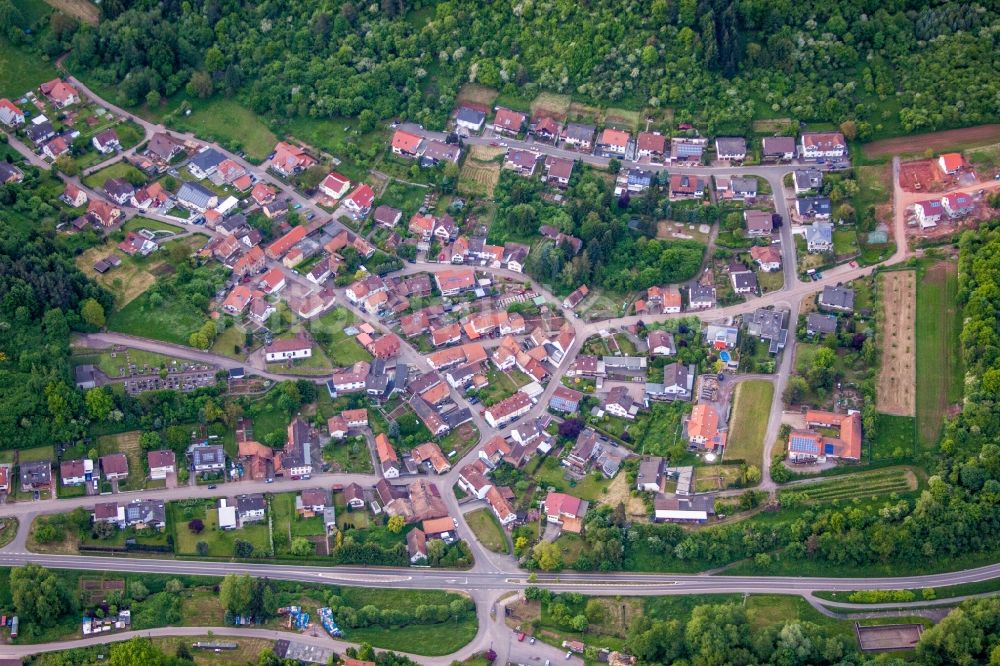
[0,38,57,99]
[465,508,507,554]
[378,180,428,217]
[82,161,148,190]
[780,468,916,504]
[311,308,372,366]
[107,291,210,345]
[322,436,374,474]
[871,413,918,459]
[724,380,774,466]
[832,227,859,255]
[73,347,191,380]
[528,456,611,502]
[915,262,963,449]
[165,98,277,162]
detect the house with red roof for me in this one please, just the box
[40,78,79,107]
[265,225,307,260]
[531,116,561,142]
[221,284,254,314]
[319,172,351,199]
[87,200,123,227]
[544,491,586,533]
[270,141,316,176]
[484,391,532,428]
[636,132,667,161]
[390,129,423,157]
[596,128,630,157]
[233,246,265,277]
[258,266,287,294]
[61,182,88,208]
[942,192,974,218]
[251,182,277,206]
[343,183,374,217]
[42,135,71,160]
[750,245,782,272]
[264,335,312,363]
[492,108,526,135]
[788,410,862,462]
[937,153,964,175]
[0,98,25,127]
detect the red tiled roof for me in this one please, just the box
[391,130,422,153]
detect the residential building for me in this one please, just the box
[762,136,796,161]
[236,494,267,523]
[42,135,71,160]
[730,176,757,200]
[93,502,125,525]
[331,361,371,393]
[596,128,630,157]
[602,356,647,381]
[818,285,855,313]
[407,528,428,563]
[251,182,277,206]
[458,461,493,499]
[647,329,675,356]
[299,488,331,513]
[561,123,595,150]
[319,172,351,200]
[190,444,226,473]
[0,98,25,126]
[265,225,307,260]
[669,174,705,199]
[938,153,964,175]
[99,453,129,481]
[92,128,120,154]
[805,222,834,253]
[504,149,539,175]
[103,178,135,205]
[145,132,185,163]
[543,156,574,187]
[411,442,451,475]
[410,396,450,436]
[271,141,316,176]
[61,182,88,208]
[544,492,586,532]
[421,140,461,165]
[345,483,366,509]
[787,410,862,461]
[176,182,218,213]
[391,129,423,157]
[434,268,476,296]
[636,457,664,492]
[264,336,313,363]
[730,268,758,295]
[60,459,94,486]
[744,210,773,236]
[602,386,638,420]
[688,284,716,310]
[486,485,516,526]
[800,132,847,159]
[636,132,666,161]
[87,200,123,227]
[715,137,747,161]
[344,184,375,217]
[40,78,79,107]
[20,460,51,491]
[25,120,55,144]
[562,284,589,309]
[531,116,561,142]
[124,499,166,530]
[687,404,721,448]
[187,147,226,179]
[148,451,176,480]
[456,107,486,133]
[277,417,316,478]
[750,245,782,272]
[942,192,974,219]
[484,391,532,428]
[493,108,526,135]
[796,196,832,220]
[746,307,789,354]
[793,169,823,194]
[645,362,694,401]
[550,386,583,414]
[118,231,157,257]
[806,313,838,336]
[704,324,739,349]
[374,205,402,228]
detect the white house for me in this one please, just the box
[264,337,313,363]
[800,132,847,159]
[914,200,943,228]
[147,450,175,480]
[0,99,25,127]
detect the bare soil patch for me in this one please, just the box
[76,245,158,308]
[456,84,498,110]
[469,144,504,161]
[898,159,942,193]
[458,159,500,198]
[752,118,795,133]
[530,93,571,121]
[876,271,916,416]
[45,0,99,24]
[864,124,1000,159]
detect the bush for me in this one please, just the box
[846,589,915,603]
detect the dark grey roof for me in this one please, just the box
[236,494,266,513]
[124,499,165,525]
[793,169,823,190]
[731,271,758,291]
[456,107,485,125]
[188,147,226,172]
[747,308,789,353]
[796,196,832,216]
[715,137,747,155]
[444,407,473,428]
[819,286,855,310]
[762,136,796,155]
[0,162,23,182]
[662,362,692,389]
[654,494,715,514]
[25,121,55,142]
[689,284,716,304]
[20,460,51,487]
[563,123,595,143]
[637,457,663,486]
[730,177,757,194]
[177,181,216,209]
[806,313,838,334]
[191,444,225,466]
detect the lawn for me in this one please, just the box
[209,323,248,360]
[528,456,611,502]
[335,494,370,531]
[479,368,526,406]
[17,445,55,462]
[780,467,917,504]
[439,422,480,459]
[757,270,784,293]
[832,227,859,256]
[379,180,430,217]
[247,387,294,444]
[915,261,962,449]
[107,290,210,345]
[153,636,273,665]
[465,508,508,554]
[82,161,148,190]
[323,436,374,474]
[122,217,186,235]
[170,499,272,558]
[0,38,57,98]
[871,413,918,460]
[724,380,774,467]
[271,492,327,547]
[630,401,688,457]
[311,308,372,366]
[156,97,277,163]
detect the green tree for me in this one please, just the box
[80,298,105,328]
[187,71,213,98]
[85,387,114,421]
[220,574,253,615]
[11,564,75,627]
[290,537,313,556]
[387,515,405,533]
[110,637,165,666]
[533,541,562,571]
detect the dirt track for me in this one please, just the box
[877,271,916,416]
[864,124,1000,158]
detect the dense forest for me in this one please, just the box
[51,0,998,135]
[0,197,112,449]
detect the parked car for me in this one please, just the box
[517,632,525,642]
[207,484,217,489]
[565,652,572,660]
